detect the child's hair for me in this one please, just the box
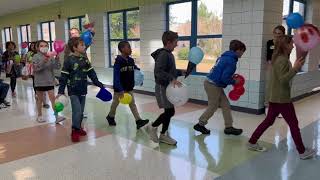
[5,41,16,49]
[273,25,286,35]
[28,42,37,52]
[68,37,84,53]
[162,31,178,46]
[271,35,292,64]
[69,28,80,34]
[229,40,246,52]
[118,41,130,53]
[36,40,48,48]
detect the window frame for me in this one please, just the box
[40,20,55,51]
[3,27,12,42]
[67,15,86,35]
[19,24,31,45]
[107,8,140,68]
[166,0,223,75]
[285,0,307,35]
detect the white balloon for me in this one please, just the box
[166,83,189,107]
[56,95,69,106]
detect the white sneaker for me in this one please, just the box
[247,142,267,152]
[146,124,159,143]
[265,107,268,115]
[278,114,283,118]
[0,103,7,109]
[55,116,66,124]
[36,116,46,123]
[83,113,88,119]
[300,148,316,160]
[159,132,177,145]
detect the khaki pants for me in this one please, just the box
[199,80,233,127]
[108,91,141,120]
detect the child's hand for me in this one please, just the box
[293,57,305,71]
[172,80,182,88]
[55,94,63,100]
[119,92,124,99]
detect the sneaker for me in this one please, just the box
[300,148,316,160]
[224,127,243,136]
[265,107,268,115]
[71,130,80,142]
[106,115,116,126]
[194,123,211,134]
[55,116,66,124]
[3,100,10,106]
[79,128,87,136]
[247,142,267,152]
[146,124,159,143]
[0,103,7,109]
[278,114,283,118]
[159,132,177,145]
[83,113,88,119]
[136,119,149,129]
[12,92,16,97]
[43,104,50,109]
[36,116,46,123]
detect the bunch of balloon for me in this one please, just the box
[228,74,245,101]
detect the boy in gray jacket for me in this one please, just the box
[147,31,183,146]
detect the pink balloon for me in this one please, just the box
[53,40,65,54]
[293,24,320,52]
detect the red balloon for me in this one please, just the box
[229,90,240,101]
[234,86,245,96]
[53,40,65,54]
[233,74,245,87]
[21,42,28,49]
[293,24,320,51]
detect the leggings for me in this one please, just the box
[152,108,175,134]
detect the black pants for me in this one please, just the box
[10,76,16,93]
[0,82,9,102]
[152,108,175,134]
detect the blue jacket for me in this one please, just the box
[207,51,238,88]
[113,55,139,92]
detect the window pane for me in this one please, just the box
[127,10,140,39]
[50,22,56,41]
[129,41,141,67]
[28,25,31,41]
[109,13,124,39]
[169,2,192,36]
[110,41,121,65]
[80,17,86,32]
[283,0,290,16]
[293,1,305,17]
[197,0,223,35]
[69,18,80,30]
[197,38,222,73]
[172,40,190,70]
[5,28,11,41]
[41,23,50,41]
[21,26,27,42]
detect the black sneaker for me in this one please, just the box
[193,123,211,134]
[3,100,10,106]
[136,119,149,129]
[106,115,116,126]
[224,127,243,136]
[43,104,50,109]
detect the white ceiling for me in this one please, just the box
[0,0,61,16]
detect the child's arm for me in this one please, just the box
[220,62,236,85]
[275,58,297,84]
[154,52,175,82]
[58,59,71,95]
[113,60,124,92]
[33,55,50,72]
[51,56,61,70]
[86,62,104,88]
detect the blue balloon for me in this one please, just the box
[188,47,204,64]
[134,70,144,86]
[21,48,27,55]
[80,30,93,46]
[96,88,112,102]
[286,13,304,29]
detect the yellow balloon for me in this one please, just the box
[119,93,132,104]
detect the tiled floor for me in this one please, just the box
[0,78,320,179]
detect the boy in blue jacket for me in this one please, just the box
[194,40,246,135]
[106,41,149,129]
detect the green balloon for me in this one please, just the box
[14,55,21,63]
[54,102,64,112]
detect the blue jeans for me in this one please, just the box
[70,95,86,130]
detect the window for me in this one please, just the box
[19,24,31,48]
[107,9,140,67]
[282,0,306,66]
[4,27,12,42]
[167,0,223,73]
[40,21,56,51]
[68,16,91,60]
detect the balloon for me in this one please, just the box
[81,30,93,46]
[166,83,189,107]
[21,42,28,49]
[293,24,320,52]
[53,40,65,54]
[286,13,304,29]
[229,90,240,101]
[233,74,245,87]
[234,86,245,96]
[188,47,204,64]
[14,55,21,63]
[119,93,132,104]
[96,88,112,102]
[54,102,64,112]
[134,70,144,86]
[21,48,27,55]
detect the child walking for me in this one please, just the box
[106,41,149,129]
[193,40,245,135]
[147,31,183,146]
[247,35,316,160]
[33,40,65,123]
[58,37,104,142]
